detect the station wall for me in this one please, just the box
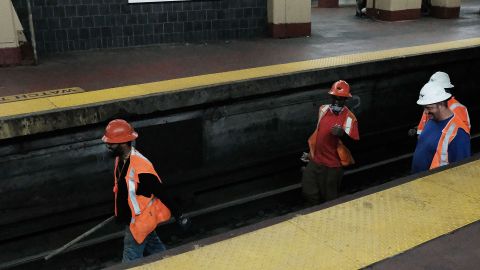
[12,0,267,54]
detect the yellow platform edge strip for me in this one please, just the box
[133,159,480,270]
[1,37,480,118]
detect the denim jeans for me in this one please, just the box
[122,226,166,262]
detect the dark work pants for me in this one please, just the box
[301,161,343,205]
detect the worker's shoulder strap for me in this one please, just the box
[318,105,330,120]
[315,105,330,128]
[446,114,469,135]
[343,107,358,122]
[129,148,161,181]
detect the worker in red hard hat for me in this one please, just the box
[301,80,360,205]
[102,119,190,262]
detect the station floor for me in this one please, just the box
[111,156,480,270]
[1,1,479,97]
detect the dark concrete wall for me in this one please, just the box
[0,47,479,241]
[12,0,267,55]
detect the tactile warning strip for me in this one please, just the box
[1,38,480,118]
[133,159,480,270]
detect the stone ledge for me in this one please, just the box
[0,45,478,140]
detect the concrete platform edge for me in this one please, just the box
[0,45,479,140]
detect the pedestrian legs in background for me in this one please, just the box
[421,0,431,15]
[356,0,366,17]
[122,227,166,263]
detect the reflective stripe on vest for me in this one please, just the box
[113,148,161,219]
[417,113,428,135]
[466,111,471,129]
[344,116,353,136]
[429,115,468,169]
[130,197,155,224]
[439,123,456,166]
[318,105,329,123]
[418,98,470,135]
[308,105,356,160]
[450,102,471,130]
[112,148,171,244]
[133,150,150,163]
[449,102,463,111]
[128,168,141,215]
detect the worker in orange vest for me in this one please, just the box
[411,82,470,173]
[102,119,190,262]
[301,80,360,205]
[409,71,470,136]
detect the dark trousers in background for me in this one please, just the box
[301,161,343,205]
[356,0,366,16]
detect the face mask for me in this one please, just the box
[106,144,123,157]
[331,103,343,114]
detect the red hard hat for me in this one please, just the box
[328,80,352,98]
[102,119,138,143]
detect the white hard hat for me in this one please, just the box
[417,82,452,105]
[429,71,454,88]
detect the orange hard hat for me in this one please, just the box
[328,80,352,98]
[102,119,138,143]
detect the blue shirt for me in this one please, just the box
[411,115,471,174]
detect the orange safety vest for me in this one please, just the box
[308,105,357,166]
[429,115,469,169]
[417,97,470,135]
[113,148,171,244]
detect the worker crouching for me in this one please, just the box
[302,80,360,205]
[102,119,189,262]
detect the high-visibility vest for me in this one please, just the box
[429,115,469,169]
[308,105,357,166]
[113,148,171,244]
[417,97,470,135]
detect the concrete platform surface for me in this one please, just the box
[1,2,479,96]
[107,156,480,270]
[367,220,480,270]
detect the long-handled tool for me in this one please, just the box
[44,215,115,261]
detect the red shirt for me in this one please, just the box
[312,107,359,167]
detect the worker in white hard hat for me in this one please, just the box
[411,82,471,173]
[409,71,470,136]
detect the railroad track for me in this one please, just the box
[2,134,478,270]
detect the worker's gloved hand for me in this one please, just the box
[300,152,310,163]
[331,125,344,136]
[176,215,191,231]
[408,127,418,137]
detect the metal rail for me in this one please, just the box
[2,133,478,269]
[44,216,115,261]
